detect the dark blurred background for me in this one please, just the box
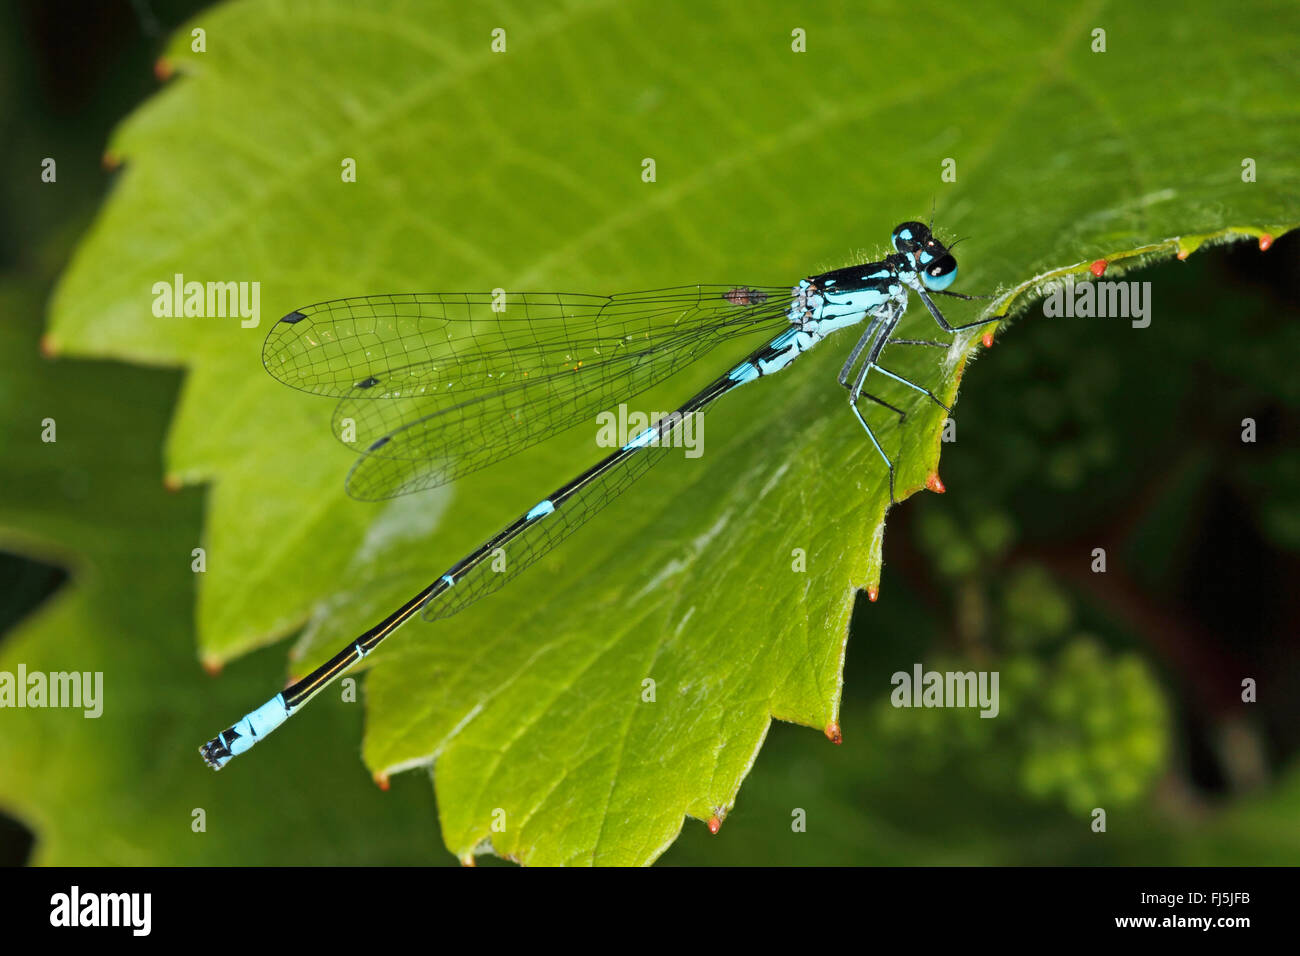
[2,1,1297,865]
[0,0,216,867]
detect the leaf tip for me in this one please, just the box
[707,814,722,835]
[926,472,946,494]
[154,58,174,82]
[460,854,477,867]
[101,151,122,172]
[867,586,879,602]
[163,474,182,493]
[1089,259,1108,277]
[373,772,391,791]
[39,334,60,358]
[824,722,842,745]
[1260,233,1274,251]
[201,657,223,677]
[981,331,994,349]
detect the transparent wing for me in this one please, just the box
[264,287,791,499]
[420,378,734,622]
[423,441,674,621]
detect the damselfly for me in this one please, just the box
[200,221,995,769]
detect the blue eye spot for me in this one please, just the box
[923,264,957,291]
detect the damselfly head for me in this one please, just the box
[891,221,931,252]
[892,221,958,291]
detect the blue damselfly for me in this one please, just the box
[200,221,995,769]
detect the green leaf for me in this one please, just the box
[43,0,1300,864]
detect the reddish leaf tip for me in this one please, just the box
[163,474,182,493]
[981,331,994,349]
[926,472,946,494]
[1260,234,1274,251]
[1176,248,1190,261]
[102,151,121,171]
[825,722,843,745]
[867,587,879,602]
[460,855,477,868]
[39,334,59,358]
[154,58,173,81]
[201,658,223,677]
[374,772,391,791]
[707,815,722,835]
[1089,259,1108,277]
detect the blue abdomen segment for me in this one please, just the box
[526,499,555,520]
[229,694,289,756]
[622,427,658,450]
[727,361,760,384]
[199,693,290,769]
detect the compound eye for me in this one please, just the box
[892,221,929,252]
[922,255,958,290]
